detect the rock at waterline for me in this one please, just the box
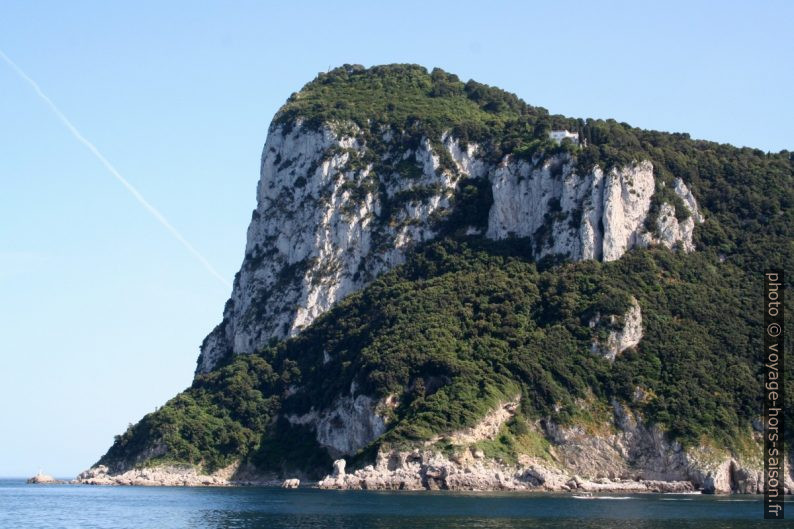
[332,459,346,478]
[27,472,64,484]
[281,478,300,489]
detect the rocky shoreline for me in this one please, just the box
[59,398,787,494]
[31,454,787,495]
[314,448,784,495]
[316,455,697,493]
[59,448,782,495]
[43,464,761,495]
[309,398,778,495]
[70,464,283,487]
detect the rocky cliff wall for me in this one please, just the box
[197,122,703,373]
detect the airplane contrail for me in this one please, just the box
[1,49,231,290]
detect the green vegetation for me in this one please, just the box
[275,64,538,137]
[100,356,282,472]
[102,237,791,474]
[474,417,556,466]
[275,64,572,167]
[99,64,793,476]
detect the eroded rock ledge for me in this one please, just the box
[74,463,281,487]
[318,449,696,493]
[315,397,776,494]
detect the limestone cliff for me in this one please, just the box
[590,297,643,361]
[197,124,702,373]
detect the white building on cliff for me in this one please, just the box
[549,130,580,145]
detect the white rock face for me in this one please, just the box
[487,158,657,261]
[601,161,657,261]
[74,462,281,487]
[332,459,346,478]
[287,386,389,457]
[590,297,644,361]
[643,178,704,252]
[197,122,703,372]
[281,478,300,489]
[197,123,461,373]
[674,178,704,223]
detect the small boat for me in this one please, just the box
[573,492,594,499]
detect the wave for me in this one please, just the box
[573,496,634,500]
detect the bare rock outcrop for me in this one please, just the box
[286,383,392,457]
[74,463,281,487]
[197,121,704,373]
[26,472,63,484]
[317,397,766,494]
[281,478,300,489]
[317,448,695,493]
[590,297,643,361]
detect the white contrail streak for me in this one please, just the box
[1,49,231,290]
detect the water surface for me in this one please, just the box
[0,479,782,528]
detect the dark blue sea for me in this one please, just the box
[0,479,785,528]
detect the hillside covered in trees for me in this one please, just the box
[91,65,792,488]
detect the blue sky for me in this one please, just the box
[1,0,791,477]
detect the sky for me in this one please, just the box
[1,0,792,478]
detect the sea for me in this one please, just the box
[0,479,786,529]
